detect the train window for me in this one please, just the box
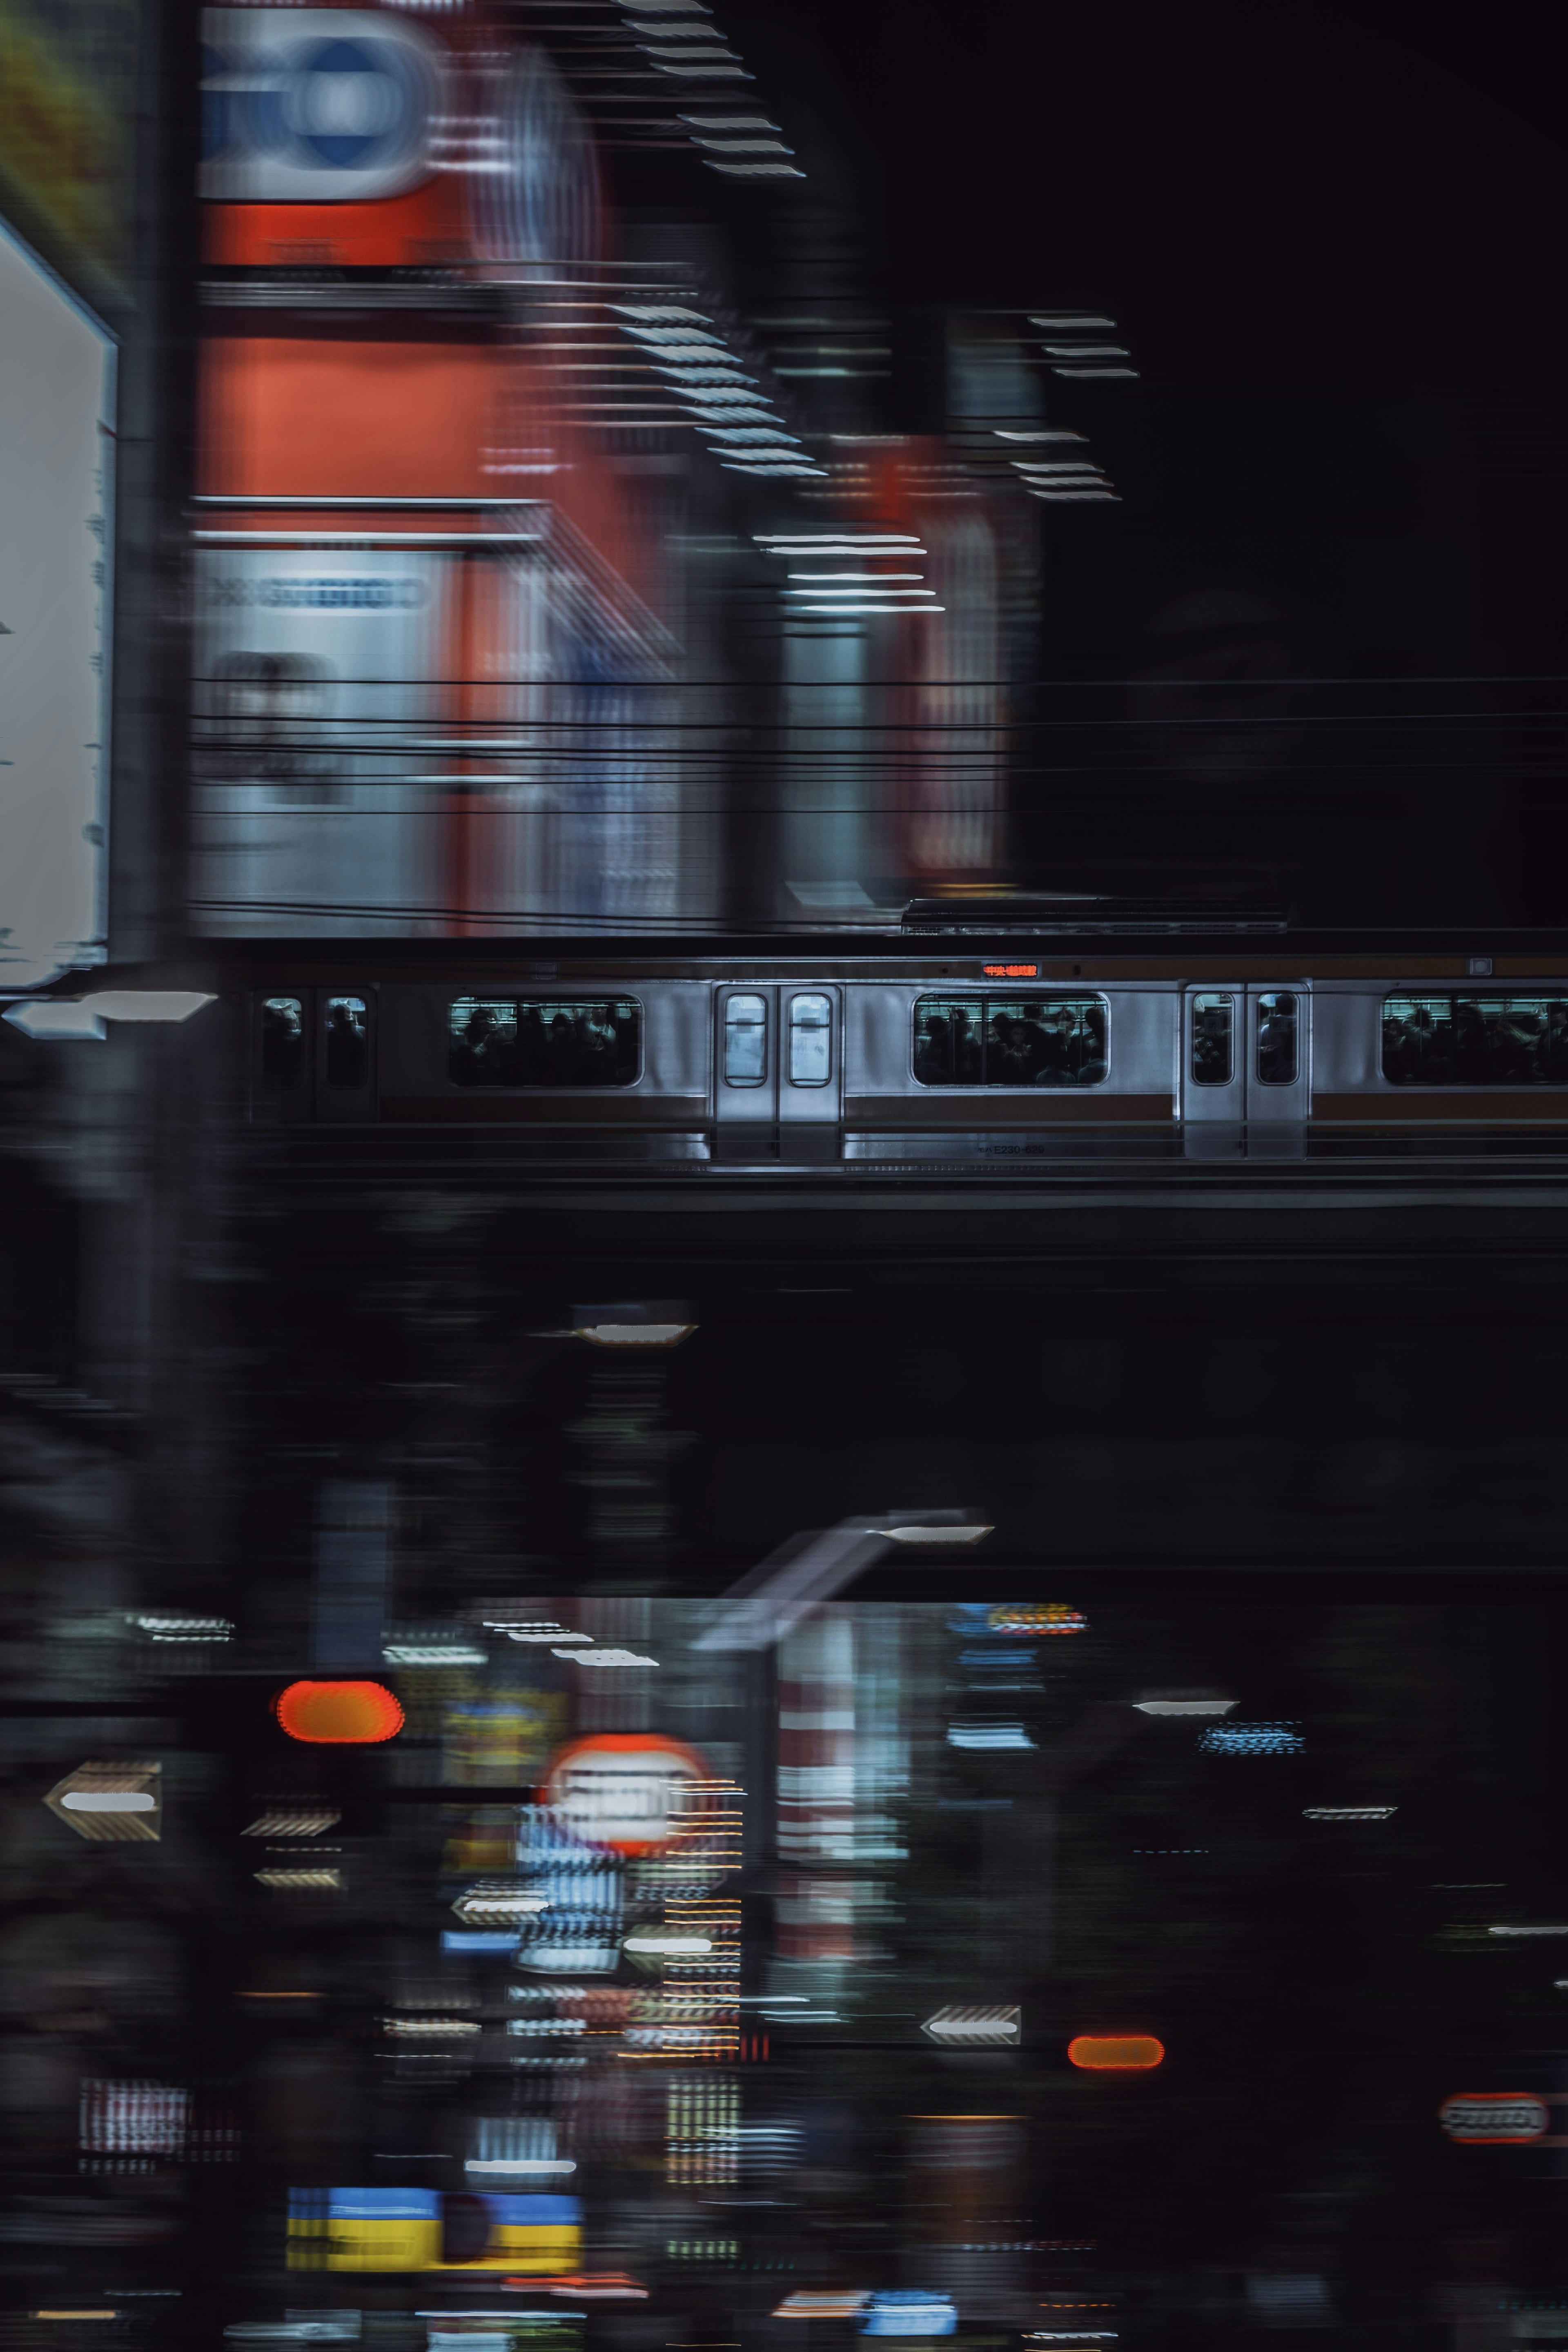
[325,996,369,1089]
[723,994,768,1088]
[448,998,641,1088]
[788,993,832,1087]
[912,994,1108,1086]
[1191,993,1233,1086]
[261,997,304,1088]
[1382,993,1568,1084]
[1256,991,1298,1086]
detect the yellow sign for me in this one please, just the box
[0,0,138,300]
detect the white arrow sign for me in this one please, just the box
[922,2003,1020,2047]
[44,1761,161,1842]
[451,1884,549,1925]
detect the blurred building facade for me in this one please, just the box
[12,8,1568,2352]
[186,0,1033,936]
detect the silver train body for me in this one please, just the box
[221,938,1568,1167]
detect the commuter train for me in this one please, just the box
[161,915,1568,1167]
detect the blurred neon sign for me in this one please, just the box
[543,1732,712,1856]
[989,1604,1085,1636]
[1067,2035,1164,2071]
[1439,2094,1549,2143]
[275,1679,404,1743]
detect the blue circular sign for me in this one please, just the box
[253,35,423,173]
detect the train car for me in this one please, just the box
[95,913,1568,1175]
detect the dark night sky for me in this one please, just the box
[732,0,1568,586]
[743,0,1568,390]
[704,0,1568,912]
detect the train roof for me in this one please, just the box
[61,920,1568,974]
[22,912,1568,998]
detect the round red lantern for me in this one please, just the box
[275,1680,405,1744]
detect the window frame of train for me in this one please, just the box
[447,997,643,1091]
[1181,983,1311,1141]
[254,988,377,1121]
[715,984,842,1156]
[1381,992,1568,1086]
[910,992,1111,1088]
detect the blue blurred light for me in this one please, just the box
[862,2294,958,2338]
[1198,1723,1304,1756]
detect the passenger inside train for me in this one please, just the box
[325,997,368,1089]
[1191,993,1234,1086]
[262,994,305,1088]
[1256,991,1299,1086]
[449,998,642,1088]
[1381,994,1568,1083]
[913,995,1108,1085]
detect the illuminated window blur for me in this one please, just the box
[913,994,1108,1085]
[1382,993,1568,1083]
[449,998,641,1088]
[209,651,341,805]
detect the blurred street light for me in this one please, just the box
[693,1510,992,1650]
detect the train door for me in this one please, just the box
[714,985,842,1161]
[253,988,376,1123]
[1245,985,1311,1140]
[1182,984,1310,1153]
[779,985,842,1161]
[255,991,312,1124]
[715,985,775,1158]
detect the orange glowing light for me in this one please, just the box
[274,1680,404,1744]
[989,1603,1085,1636]
[982,964,1040,978]
[505,2275,650,2299]
[1067,2034,1164,2071]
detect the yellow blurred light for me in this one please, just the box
[1067,2035,1165,2070]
